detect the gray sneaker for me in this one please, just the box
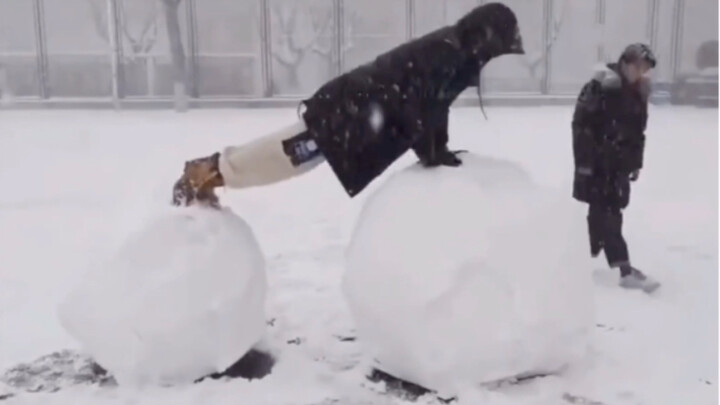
[619,268,661,293]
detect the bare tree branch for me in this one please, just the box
[270,1,334,88]
[86,0,109,43]
[120,0,159,56]
[87,0,160,58]
[519,0,568,78]
[270,5,301,66]
[312,11,355,57]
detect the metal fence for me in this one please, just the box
[0,0,716,106]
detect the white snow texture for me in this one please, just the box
[57,206,267,387]
[343,153,595,396]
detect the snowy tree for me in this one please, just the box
[311,13,359,71]
[270,2,333,91]
[87,0,159,60]
[269,0,361,93]
[87,0,186,109]
[517,0,568,82]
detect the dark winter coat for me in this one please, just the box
[571,63,650,209]
[299,3,524,197]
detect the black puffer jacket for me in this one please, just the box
[572,63,650,208]
[300,3,524,197]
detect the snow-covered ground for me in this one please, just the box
[0,105,717,404]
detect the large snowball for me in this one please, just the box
[58,206,267,387]
[343,154,594,396]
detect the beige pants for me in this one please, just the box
[217,120,325,189]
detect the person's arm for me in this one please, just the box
[571,80,605,176]
[411,102,456,166]
[172,120,323,207]
[626,104,647,179]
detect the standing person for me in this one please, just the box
[571,43,660,293]
[171,3,524,206]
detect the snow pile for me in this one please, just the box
[343,153,595,396]
[57,206,268,387]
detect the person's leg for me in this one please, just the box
[600,204,661,292]
[172,119,325,206]
[601,205,632,277]
[587,203,605,258]
[218,120,325,189]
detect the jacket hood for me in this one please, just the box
[605,62,652,99]
[453,2,525,63]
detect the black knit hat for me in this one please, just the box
[619,43,657,68]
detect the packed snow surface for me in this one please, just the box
[344,154,594,395]
[57,206,267,387]
[0,106,716,404]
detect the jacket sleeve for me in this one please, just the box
[571,80,604,174]
[625,106,647,171]
[411,102,450,163]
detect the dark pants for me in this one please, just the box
[587,203,630,274]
